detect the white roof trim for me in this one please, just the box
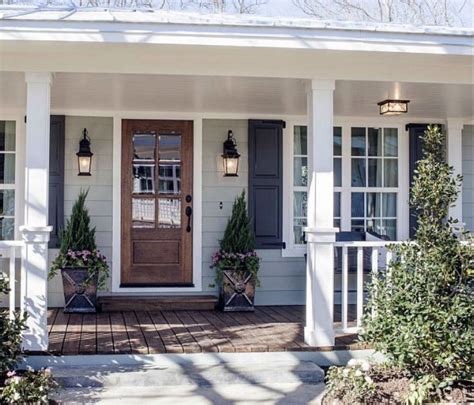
[0,6,472,36]
[0,6,472,56]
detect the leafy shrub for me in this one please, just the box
[50,189,109,288]
[1,369,57,404]
[361,126,473,386]
[0,275,27,373]
[325,359,377,403]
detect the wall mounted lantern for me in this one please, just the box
[222,130,240,177]
[76,128,93,176]
[377,99,410,116]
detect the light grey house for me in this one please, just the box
[0,7,472,350]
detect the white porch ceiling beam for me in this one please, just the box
[20,71,53,351]
[0,43,472,85]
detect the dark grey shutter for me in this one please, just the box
[49,115,65,248]
[248,120,285,249]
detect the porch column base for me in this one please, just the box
[304,228,337,347]
[19,226,52,351]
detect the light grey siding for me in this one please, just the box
[48,116,113,306]
[201,119,305,305]
[462,125,474,232]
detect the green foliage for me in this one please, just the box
[361,125,473,388]
[50,189,109,288]
[1,369,57,404]
[211,191,260,286]
[325,359,377,403]
[58,189,97,254]
[219,190,255,253]
[0,275,27,373]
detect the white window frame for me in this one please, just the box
[0,114,23,242]
[282,117,410,258]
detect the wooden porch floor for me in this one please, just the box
[47,306,368,355]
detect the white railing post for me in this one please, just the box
[8,246,16,320]
[21,72,53,351]
[304,79,336,347]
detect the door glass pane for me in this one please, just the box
[294,157,308,186]
[159,134,181,162]
[293,218,307,245]
[366,192,381,217]
[384,128,398,157]
[293,191,308,218]
[368,158,382,187]
[294,126,307,155]
[132,198,155,228]
[384,159,398,187]
[158,199,181,228]
[333,127,342,156]
[351,158,366,186]
[351,192,364,217]
[0,218,14,240]
[159,164,181,194]
[133,133,156,161]
[0,190,15,216]
[0,154,15,184]
[351,127,366,156]
[0,121,16,151]
[367,218,383,235]
[383,193,397,217]
[368,128,382,156]
[133,164,155,194]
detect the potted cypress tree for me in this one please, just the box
[211,191,260,311]
[50,190,109,313]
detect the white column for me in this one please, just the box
[21,72,53,351]
[446,119,464,223]
[304,79,337,347]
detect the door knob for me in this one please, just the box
[185,206,192,232]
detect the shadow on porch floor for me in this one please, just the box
[46,305,368,355]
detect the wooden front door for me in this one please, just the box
[121,120,193,287]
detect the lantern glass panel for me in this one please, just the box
[224,156,239,176]
[78,155,92,175]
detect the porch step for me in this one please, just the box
[98,295,218,312]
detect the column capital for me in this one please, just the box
[306,79,336,93]
[20,226,53,244]
[446,118,465,131]
[25,72,53,85]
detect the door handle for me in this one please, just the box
[185,206,192,232]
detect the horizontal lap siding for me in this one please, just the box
[48,116,113,307]
[202,119,305,305]
[462,125,474,232]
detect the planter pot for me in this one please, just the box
[220,267,256,312]
[61,267,98,313]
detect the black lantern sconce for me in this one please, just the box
[377,99,410,116]
[222,130,240,177]
[76,128,93,176]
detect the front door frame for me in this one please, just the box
[111,114,203,293]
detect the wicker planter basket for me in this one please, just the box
[61,267,98,313]
[220,266,256,312]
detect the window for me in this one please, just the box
[351,127,398,240]
[291,126,341,246]
[0,121,15,240]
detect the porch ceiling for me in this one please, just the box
[1,71,473,119]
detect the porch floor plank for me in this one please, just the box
[96,312,114,354]
[61,314,82,355]
[46,306,362,355]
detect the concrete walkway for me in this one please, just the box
[46,356,329,404]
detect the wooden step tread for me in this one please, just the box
[98,295,218,311]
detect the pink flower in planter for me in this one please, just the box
[6,370,16,377]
